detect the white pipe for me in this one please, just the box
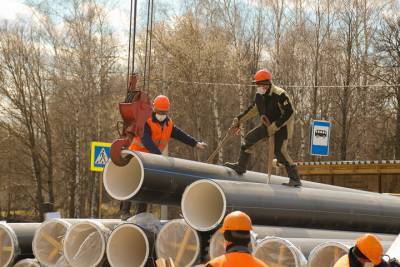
[0,223,18,267]
[307,241,393,267]
[32,219,71,266]
[181,180,226,231]
[103,151,144,200]
[13,259,41,267]
[106,223,150,267]
[156,219,201,267]
[63,220,111,267]
[254,237,307,267]
[307,242,349,267]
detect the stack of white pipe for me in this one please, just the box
[13,258,41,267]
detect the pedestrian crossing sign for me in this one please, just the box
[90,141,111,172]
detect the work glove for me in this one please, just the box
[196,142,208,149]
[230,118,241,136]
[231,117,240,128]
[267,122,278,136]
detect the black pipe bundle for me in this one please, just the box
[103,151,376,206]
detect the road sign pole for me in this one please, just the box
[98,173,103,218]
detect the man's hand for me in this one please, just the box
[231,117,240,128]
[196,142,208,149]
[230,117,241,136]
[267,122,278,136]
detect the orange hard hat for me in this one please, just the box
[219,211,252,233]
[355,234,383,265]
[153,95,170,111]
[253,69,272,84]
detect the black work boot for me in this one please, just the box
[224,151,251,175]
[282,165,302,187]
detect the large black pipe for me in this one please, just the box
[181,179,400,234]
[0,223,41,266]
[103,150,377,205]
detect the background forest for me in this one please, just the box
[0,0,399,220]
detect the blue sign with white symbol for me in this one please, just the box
[90,141,111,172]
[310,120,331,156]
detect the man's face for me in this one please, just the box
[256,84,270,95]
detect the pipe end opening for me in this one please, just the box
[182,180,226,231]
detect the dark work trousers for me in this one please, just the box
[241,124,294,167]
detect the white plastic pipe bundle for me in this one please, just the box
[0,223,40,267]
[63,219,120,267]
[307,240,393,267]
[254,237,307,267]
[32,219,71,266]
[107,222,156,267]
[13,258,41,267]
[155,219,201,267]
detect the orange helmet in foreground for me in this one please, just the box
[253,69,272,84]
[355,234,383,265]
[153,95,170,111]
[220,211,252,233]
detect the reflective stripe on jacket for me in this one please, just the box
[129,117,173,153]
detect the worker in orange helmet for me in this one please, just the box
[205,211,268,267]
[224,69,301,187]
[333,234,398,267]
[119,95,207,219]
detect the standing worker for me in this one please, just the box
[205,211,267,267]
[224,69,301,187]
[333,233,399,267]
[119,95,207,220]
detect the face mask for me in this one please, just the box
[257,87,267,95]
[156,114,167,122]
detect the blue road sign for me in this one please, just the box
[90,141,111,172]
[310,120,331,156]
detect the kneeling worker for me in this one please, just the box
[205,211,268,267]
[120,95,207,219]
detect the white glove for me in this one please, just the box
[196,142,208,149]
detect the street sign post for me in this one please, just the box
[310,120,331,156]
[90,141,111,172]
[90,141,111,218]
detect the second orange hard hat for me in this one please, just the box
[220,211,252,233]
[355,234,383,265]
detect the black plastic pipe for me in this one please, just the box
[0,223,41,266]
[181,179,400,234]
[103,150,377,205]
